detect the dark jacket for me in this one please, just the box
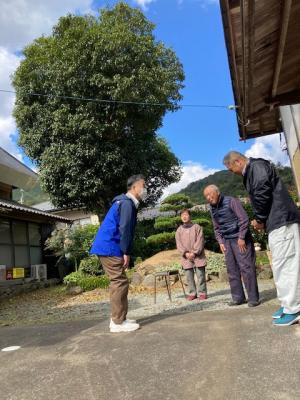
[243,158,300,233]
[90,194,138,257]
[210,195,249,240]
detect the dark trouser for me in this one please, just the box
[224,237,259,303]
[99,256,129,324]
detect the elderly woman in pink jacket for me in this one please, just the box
[175,209,207,301]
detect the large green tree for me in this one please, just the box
[13,3,184,212]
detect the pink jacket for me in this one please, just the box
[175,223,206,269]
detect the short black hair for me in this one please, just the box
[127,174,145,190]
[180,208,191,216]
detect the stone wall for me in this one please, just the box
[0,278,60,300]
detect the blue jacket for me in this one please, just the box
[90,194,138,257]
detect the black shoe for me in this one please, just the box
[228,300,246,306]
[248,301,261,307]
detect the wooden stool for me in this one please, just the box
[154,269,186,303]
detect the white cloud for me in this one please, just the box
[0,47,23,160]
[0,0,94,169]
[133,0,156,10]
[162,161,218,198]
[245,134,290,166]
[0,0,94,51]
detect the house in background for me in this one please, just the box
[220,0,300,196]
[32,201,100,226]
[0,146,70,289]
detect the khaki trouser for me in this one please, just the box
[99,256,129,324]
[268,223,300,314]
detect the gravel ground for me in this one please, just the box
[0,281,278,327]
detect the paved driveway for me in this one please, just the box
[1,305,300,400]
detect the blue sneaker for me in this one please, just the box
[272,307,284,319]
[273,312,300,327]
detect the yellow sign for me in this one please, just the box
[13,268,25,279]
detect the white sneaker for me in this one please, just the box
[110,320,140,333]
[125,318,137,324]
[109,318,136,327]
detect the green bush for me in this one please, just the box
[146,231,176,245]
[66,224,100,262]
[79,256,102,276]
[256,252,270,266]
[160,193,193,213]
[45,223,100,268]
[206,252,226,274]
[154,216,181,231]
[191,218,211,227]
[63,271,110,291]
[243,204,268,249]
[145,232,176,253]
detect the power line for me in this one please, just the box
[0,89,237,110]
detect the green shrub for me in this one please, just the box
[134,257,143,265]
[154,216,181,231]
[79,256,102,276]
[146,232,176,245]
[45,223,100,268]
[63,271,110,291]
[256,252,270,266]
[160,194,193,213]
[206,252,226,274]
[191,218,211,227]
[243,204,268,249]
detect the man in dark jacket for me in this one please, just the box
[223,151,300,326]
[90,174,147,333]
[204,185,259,307]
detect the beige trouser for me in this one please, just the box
[99,256,129,324]
[268,223,300,314]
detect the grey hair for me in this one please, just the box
[223,151,247,166]
[203,184,220,194]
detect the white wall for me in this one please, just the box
[280,104,300,196]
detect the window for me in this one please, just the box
[0,220,11,244]
[29,224,41,246]
[14,246,29,268]
[0,218,43,269]
[30,247,42,265]
[0,245,13,267]
[12,221,27,245]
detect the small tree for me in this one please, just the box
[45,224,99,270]
[159,194,193,215]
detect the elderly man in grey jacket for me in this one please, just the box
[204,185,259,307]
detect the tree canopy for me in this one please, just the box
[13,2,184,212]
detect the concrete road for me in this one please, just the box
[0,304,300,400]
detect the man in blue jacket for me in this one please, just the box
[90,174,147,333]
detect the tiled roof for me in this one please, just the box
[0,198,71,222]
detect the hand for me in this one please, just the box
[251,219,265,232]
[238,238,247,253]
[220,244,226,254]
[123,255,130,270]
[188,253,195,261]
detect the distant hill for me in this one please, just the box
[13,182,50,206]
[180,166,295,204]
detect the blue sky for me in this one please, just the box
[0,0,288,194]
